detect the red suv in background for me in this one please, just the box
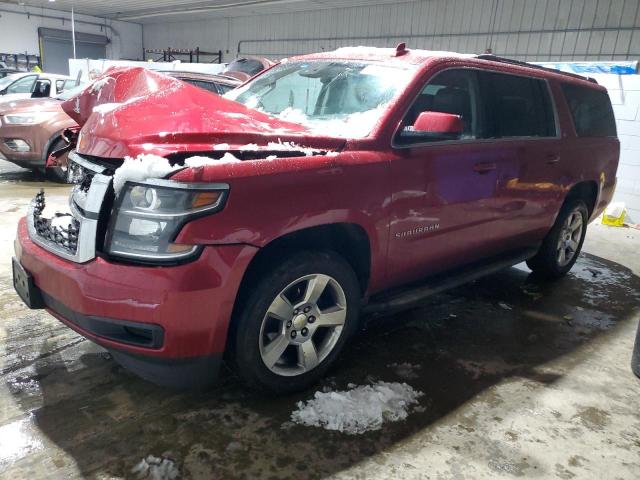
[13,46,619,393]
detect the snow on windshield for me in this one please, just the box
[226,61,415,138]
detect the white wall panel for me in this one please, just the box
[0,2,142,62]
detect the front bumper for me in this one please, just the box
[0,147,41,165]
[15,218,257,385]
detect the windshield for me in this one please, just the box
[0,73,26,91]
[225,61,415,138]
[56,83,87,101]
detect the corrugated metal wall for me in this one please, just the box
[594,73,640,221]
[143,0,640,62]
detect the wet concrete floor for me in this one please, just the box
[0,160,638,479]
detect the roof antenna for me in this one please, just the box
[395,42,408,56]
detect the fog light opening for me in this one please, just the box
[5,139,30,152]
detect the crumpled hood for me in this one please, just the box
[0,98,62,116]
[62,67,345,158]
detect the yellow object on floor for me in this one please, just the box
[602,202,626,227]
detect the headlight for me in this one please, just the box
[3,111,57,125]
[105,179,228,262]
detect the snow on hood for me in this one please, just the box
[110,140,332,195]
[62,67,345,159]
[112,152,243,195]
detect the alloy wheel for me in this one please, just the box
[258,273,347,376]
[556,209,583,267]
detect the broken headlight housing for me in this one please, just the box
[106,179,228,263]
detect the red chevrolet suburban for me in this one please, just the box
[13,46,619,393]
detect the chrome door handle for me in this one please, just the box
[546,154,560,164]
[473,162,497,174]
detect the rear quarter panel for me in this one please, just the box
[550,78,620,220]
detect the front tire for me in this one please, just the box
[232,251,360,394]
[527,199,588,278]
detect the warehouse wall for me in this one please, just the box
[0,2,143,62]
[594,73,640,221]
[143,0,640,62]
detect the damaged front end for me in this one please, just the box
[29,150,232,265]
[28,154,111,262]
[60,66,344,159]
[45,127,80,169]
[28,67,345,264]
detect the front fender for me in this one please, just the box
[172,152,391,291]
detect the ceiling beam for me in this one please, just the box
[113,0,309,21]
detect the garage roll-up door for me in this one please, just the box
[39,28,108,75]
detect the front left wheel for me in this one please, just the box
[232,251,361,394]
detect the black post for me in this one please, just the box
[632,320,640,378]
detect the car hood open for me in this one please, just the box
[62,67,345,159]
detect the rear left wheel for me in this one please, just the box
[232,251,360,394]
[527,199,588,278]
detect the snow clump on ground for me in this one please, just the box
[387,362,422,380]
[290,381,423,435]
[131,454,179,480]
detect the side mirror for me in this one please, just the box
[0,89,6,95]
[413,111,463,137]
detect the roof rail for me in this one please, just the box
[475,54,598,83]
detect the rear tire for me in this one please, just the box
[44,138,70,183]
[527,199,588,279]
[232,251,360,394]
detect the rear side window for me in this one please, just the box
[480,72,556,138]
[225,59,264,76]
[561,84,616,137]
[181,78,219,94]
[217,83,235,94]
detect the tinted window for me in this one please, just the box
[480,72,556,138]
[397,69,480,144]
[561,83,616,137]
[181,78,219,94]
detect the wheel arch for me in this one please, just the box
[40,128,67,164]
[565,180,598,218]
[237,223,371,299]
